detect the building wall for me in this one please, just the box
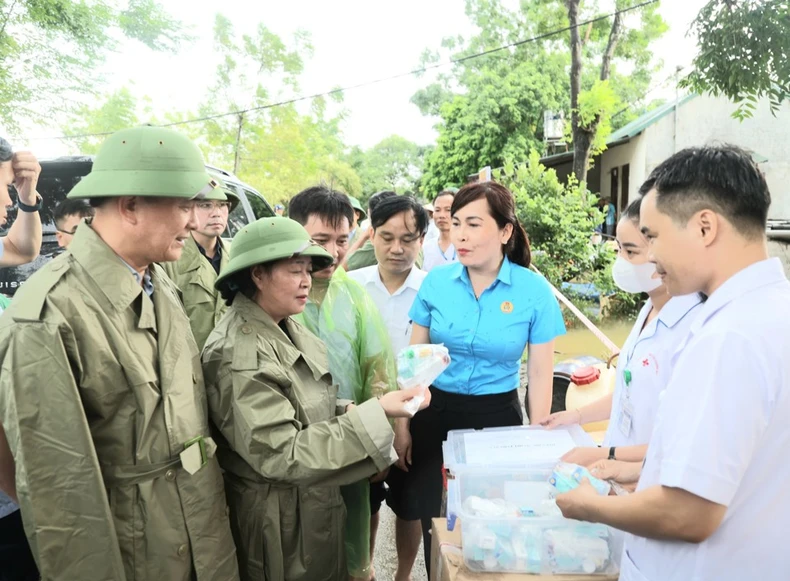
[641,95,790,219]
[600,136,647,211]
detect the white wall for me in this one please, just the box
[600,138,641,209]
[642,95,790,219]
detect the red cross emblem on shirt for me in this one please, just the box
[642,358,650,367]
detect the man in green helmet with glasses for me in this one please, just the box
[0,126,239,581]
[161,181,240,350]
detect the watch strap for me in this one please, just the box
[17,194,42,213]
[608,446,617,460]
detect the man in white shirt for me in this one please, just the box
[348,194,429,581]
[422,188,457,272]
[556,144,790,580]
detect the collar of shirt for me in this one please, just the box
[690,257,785,334]
[68,225,155,307]
[119,258,154,297]
[359,265,423,297]
[195,238,223,275]
[451,255,513,289]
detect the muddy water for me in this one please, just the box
[554,319,635,361]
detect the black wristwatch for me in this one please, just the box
[608,446,617,460]
[17,194,43,213]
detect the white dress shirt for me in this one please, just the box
[422,237,457,273]
[603,293,702,448]
[621,258,790,580]
[347,265,427,356]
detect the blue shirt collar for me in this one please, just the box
[119,258,154,297]
[454,256,514,287]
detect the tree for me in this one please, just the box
[62,86,154,154]
[347,135,426,199]
[412,0,666,192]
[567,0,666,182]
[681,0,790,120]
[0,0,187,129]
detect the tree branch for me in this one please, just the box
[0,0,20,42]
[600,10,623,81]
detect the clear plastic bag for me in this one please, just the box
[396,344,450,415]
[549,462,612,496]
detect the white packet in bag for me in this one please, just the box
[396,344,451,416]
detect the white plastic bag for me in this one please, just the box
[396,344,450,415]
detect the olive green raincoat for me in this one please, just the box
[202,293,397,581]
[162,234,229,349]
[294,267,398,578]
[0,225,239,581]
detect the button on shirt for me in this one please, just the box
[409,258,566,395]
[621,258,790,581]
[603,293,702,448]
[347,265,427,355]
[422,238,457,272]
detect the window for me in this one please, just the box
[244,189,274,220]
[225,185,250,238]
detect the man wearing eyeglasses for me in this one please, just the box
[161,184,238,349]
[54,199,94,248]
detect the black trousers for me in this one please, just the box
[407,386,523,577]
[0,510,38,581]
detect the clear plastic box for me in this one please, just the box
[457,467,623,576]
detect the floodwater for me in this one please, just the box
[555,319,635,361]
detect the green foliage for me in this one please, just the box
[681,0,790,119]
[573,79,620,161]
[347,135,427,200]
[0,0,187,129]
[412,0,666,193]
[496,151,601,288]
[589,243,642,319]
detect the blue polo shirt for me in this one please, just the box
[409,257,566,395]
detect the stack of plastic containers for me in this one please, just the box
[443,426,623,576]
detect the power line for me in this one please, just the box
[16,0,658,142]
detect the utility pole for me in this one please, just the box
[233,113,244,174]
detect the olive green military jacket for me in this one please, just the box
[162,235,229,350]
[202,294,397,581]
[0,225,239,581]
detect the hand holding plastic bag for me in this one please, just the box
[396,344,451,416]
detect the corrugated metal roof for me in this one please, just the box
[608,93,698,142]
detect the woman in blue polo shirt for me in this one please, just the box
[407,181,566,573]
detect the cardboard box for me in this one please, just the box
[430,518,618,581]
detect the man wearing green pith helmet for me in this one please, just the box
[162,179,240,350]
[0,126,239,581]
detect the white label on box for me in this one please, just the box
[463,429,576,465]
[504,481,552,507]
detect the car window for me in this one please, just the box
[244,189,274,219]
[225,185,250,239]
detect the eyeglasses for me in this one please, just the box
[196,201,231,212]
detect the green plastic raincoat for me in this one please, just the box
[294,267,398,579]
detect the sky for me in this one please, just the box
[16,0,709,157]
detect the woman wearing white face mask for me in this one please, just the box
[541,196,703,468]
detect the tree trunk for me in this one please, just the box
[569,0,624,183]
[233,113,244,174]
[568,0,587,182]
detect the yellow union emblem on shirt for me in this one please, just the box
[501,301,514,314]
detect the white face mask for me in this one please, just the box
[611,256,662,294]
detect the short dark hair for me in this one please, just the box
[288,186,354,230]
[644,144,770,238]
[0,137,11,163]
[54,199,94,228]
[621,196,643,223]
[367,190,397,215]
[371,195,429,236]
[433,188,457,203]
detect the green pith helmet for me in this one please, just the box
[203,175,229,202]
[347,195,366,219]
[215,217,333,291]
[223,187,241,212]
[68,126,219,200]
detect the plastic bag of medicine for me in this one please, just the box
[397,344,450,415]
[549,462,611,496]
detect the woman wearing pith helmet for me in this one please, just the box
[201,216,429,581]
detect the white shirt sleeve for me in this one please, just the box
[0,237,4,260]
[656,330,773,506]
